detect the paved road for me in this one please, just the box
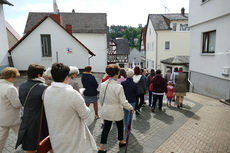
[3,75,230,153]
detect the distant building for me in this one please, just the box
[145,8,190,74]
[107,38,129,68]
[9,15,95,71]
[23,12,108,72]
[189,0,230,101]
[5,21,21,49]
[128,48,142,68]
[0,0,13,71]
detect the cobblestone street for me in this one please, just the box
[3,91,230,153]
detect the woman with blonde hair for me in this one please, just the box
[0,67,21,152]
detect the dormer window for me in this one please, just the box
[172,23,177,31]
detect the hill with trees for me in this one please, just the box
[109,25,142,50]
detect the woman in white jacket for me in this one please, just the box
[44,63,97,153]
[0,67,21,152]
[98,64,134,153]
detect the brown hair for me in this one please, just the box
[85,65,92,72]
[119,68,127,78]
[1,67,20,79]
[106,64,120,77]
[27,64,45,79]
[134,66,141,75]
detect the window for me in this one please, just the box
[180,24,190,31]
[173,23,177,31]
[165,41,170,50]
[202,30,216,53]
[41,34,52,57]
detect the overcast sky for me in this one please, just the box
[4,0,189,36]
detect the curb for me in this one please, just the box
[219,99,230,105]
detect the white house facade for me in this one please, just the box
[145,9,190,74]
[9,16,94,71]
[23,12,108,72]
[189,0,230,101]
[0,0,13,71]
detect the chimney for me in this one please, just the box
[65,24,72,34]
[181,7,185,16]
[50,14,63,25]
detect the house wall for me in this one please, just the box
[146,19,156,71]
[190,14,230,80]
[11,18,89,71]
[73,33,107,73]
[0,4,9,70]
[157,21,190,69]
[189,0,230,27]
[189,0,230,100]
[7,29,18,49]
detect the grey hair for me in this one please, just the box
[126,68,134,78]
[69,66,79,75]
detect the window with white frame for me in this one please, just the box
[165,41,170,50]
[180,24,190,31]
[202,30,216,53]
[41,34,52,57]
[172,23,177,31]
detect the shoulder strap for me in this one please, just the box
[23,83,39,107]
[102,80,110,106]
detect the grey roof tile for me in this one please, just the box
[0,0,13,5]
[113,39,129,54]
[24,12,107,34]
[161,56,189,65]
[149,13,188,30]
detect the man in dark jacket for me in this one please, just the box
[151,69,167,112]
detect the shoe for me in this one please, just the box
[151,108,155,112]
[95,115,100,120]
[149,103,151,107]
[177,105,180,109]
[119,142,126,148]
[166,103,168,107]
[98,149,107,153]
[136,110,140,115]
[180,103,183,107]
[158,108,162,111]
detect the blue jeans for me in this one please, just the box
[148,91,152,105]
[124,102,135,131]
[152,94,163,109]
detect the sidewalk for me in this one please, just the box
[3,93,230,153]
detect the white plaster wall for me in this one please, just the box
[189,0,230,27]
[0,5,9,68]
[190,14,230,80]
[11,18,89,71]
[73,33,107,73]
[146,19,156,70]
[157,21,190,69]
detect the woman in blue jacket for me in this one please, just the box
[81,66,99,119]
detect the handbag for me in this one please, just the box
[37,90,52,153]
[148,77,154,92]
[20,83,39,118]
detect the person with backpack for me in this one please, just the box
[133,66,146,114]
[151,70,167,112]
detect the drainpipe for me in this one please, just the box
[88,55,93,65]
[156,31,158,69]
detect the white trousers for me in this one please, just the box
[0,125,19,153]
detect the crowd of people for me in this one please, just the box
[0,63,187,153]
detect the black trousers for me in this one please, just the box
[100,120,124,144]
[135,94,144,111]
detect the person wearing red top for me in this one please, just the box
[166,81,174,106]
